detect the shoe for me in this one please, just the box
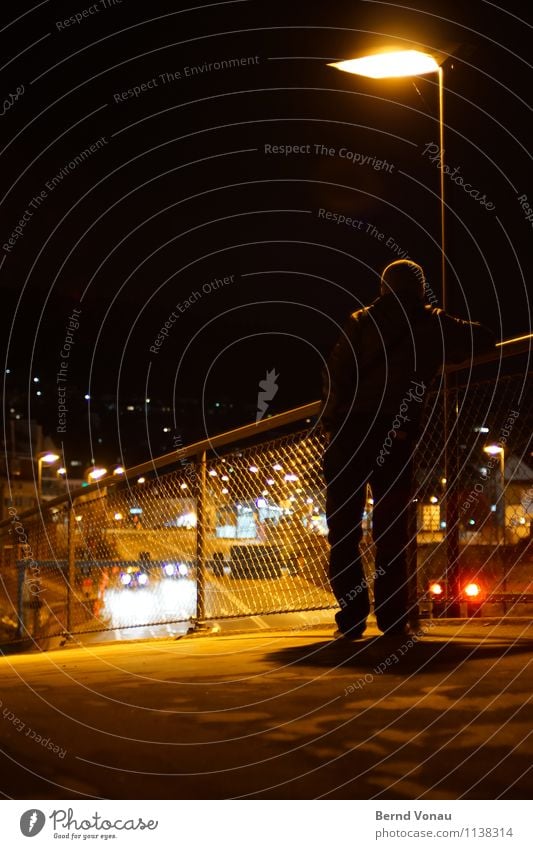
[333,627,366,641]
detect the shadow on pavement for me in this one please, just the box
[266,633,533,675]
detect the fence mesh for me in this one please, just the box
[0,361,531,644]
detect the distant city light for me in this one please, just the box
[33,377,39,383]
[113,467,125,475]
[137,476,146,484]
[84,394,90,400]
[249,466,259,473]
[464,582,481,598]
[272,463,283,471]
[429,496,438,504]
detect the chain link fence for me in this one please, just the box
[1,346,531,645]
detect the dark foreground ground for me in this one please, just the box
[0,618,532,799]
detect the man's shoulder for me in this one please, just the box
[349,303,375,322]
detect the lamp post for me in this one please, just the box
[329,49,461,611]
[37,452,60,501]
[328,49,447,306]
[86,466,108,483]
[483,444,506,545]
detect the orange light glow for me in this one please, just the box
[464,582,481,598]
[429,582,443,596]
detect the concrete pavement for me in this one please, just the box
[0,618,532,799]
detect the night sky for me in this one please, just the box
[1,0,531,468]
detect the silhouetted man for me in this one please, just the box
[322,259,495,638]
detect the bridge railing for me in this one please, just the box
[0,335,531,645]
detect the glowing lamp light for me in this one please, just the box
[178,563,189,577]
[113,467,125,475]
[113,512,123,521]
[137,573,148,586]
[249,465,259,473]
[41,453,60,464]
[328,50,439,79]
[429,582,443,596]
[137,476,146,484]
[429,496,439,504]
[483,444,503,456]
[88,467,107,481]
[120,573,132,586]
[464,582,481,598]
[164,563,177,577]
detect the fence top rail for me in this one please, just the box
[1,332,530,529]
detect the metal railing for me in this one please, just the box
[0,335,531,645]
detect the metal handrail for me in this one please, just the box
[1,332,530,529]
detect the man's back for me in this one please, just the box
[322,281,495,434]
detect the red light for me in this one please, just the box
[429,582,443,596]
[464,582,481,598]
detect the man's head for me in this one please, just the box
[380,259,426,300]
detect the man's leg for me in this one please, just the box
[324,441,370,634]
[371,441,414,633]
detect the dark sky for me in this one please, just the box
[1,0,532,464]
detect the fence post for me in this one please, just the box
[67,503,76,634]
[444,374,461,615]
[194,450,207,627]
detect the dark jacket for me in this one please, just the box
[321,291,495,435]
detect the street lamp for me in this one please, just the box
[328,49,447,307]
[37,452,60,501]
[483,444,506,545]
[86,466,108,483]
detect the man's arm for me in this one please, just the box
[437,310,496,365]
[321,316,359,434]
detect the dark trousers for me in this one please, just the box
[323,419,417,633]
